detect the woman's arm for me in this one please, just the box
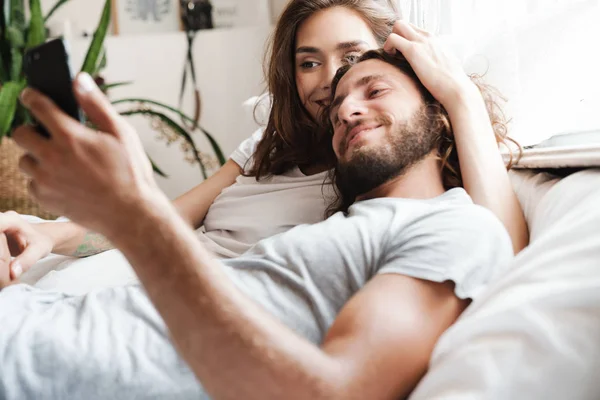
[173,159,242,229]
[3,159,242,277]
[52,158,242,256]
[383,21,529,253]
[447,87,529,253]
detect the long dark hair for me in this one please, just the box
[326,49,518,215]
[246,0,397,179]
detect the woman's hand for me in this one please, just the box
[384,22,529,252]
[0,211,54,283]
[0,234,12,289]
[383,20,476,109]
[13,73,160,237]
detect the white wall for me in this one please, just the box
[270,0,289,21]
[41,0,271,198]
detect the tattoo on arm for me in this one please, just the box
[72,231,114,258]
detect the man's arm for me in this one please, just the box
[108,197,468,400]
[44,158,240,256]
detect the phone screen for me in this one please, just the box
[23,38,83,137]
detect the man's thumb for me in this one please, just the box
[73,72,124,135]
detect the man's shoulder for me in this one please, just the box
[408,197,509,244]
[371,188,511,248]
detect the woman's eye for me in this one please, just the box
[344,54,360,64]
[300,61,319,69]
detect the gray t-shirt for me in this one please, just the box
[224,188,514,343]
[0,188,513,399]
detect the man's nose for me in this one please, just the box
[338,98,366,125]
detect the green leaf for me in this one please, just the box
[0,4,12,81]
[149,157,168,178]
[112,98,226,165]
[2,1,9,27]
[14,101,31,126]
[93,48,107,76]
[99,81,132,92]
[44,0,70,23]
[198,126,226,166]
[81,0,110,74]
[9,0,25,29]
[9,47,21,80]
[26,0,46,49]
[0,81,23,137]
[0,49,8,82]
[119,108,208,179]
[6,25,24,47]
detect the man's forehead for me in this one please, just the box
[336,59,390,91]
[330,60,400,115]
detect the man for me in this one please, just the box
[0,29,512,400]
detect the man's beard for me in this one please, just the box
[335,107,439,199]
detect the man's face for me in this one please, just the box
[329,59,439,197]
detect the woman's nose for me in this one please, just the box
[321,61,342,91]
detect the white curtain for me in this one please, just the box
[392,0,576,36]
[391,0,600,146]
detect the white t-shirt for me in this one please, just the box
[197,129,336,258]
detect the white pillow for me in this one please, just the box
[508,170,561,240]
[411,169,600,400]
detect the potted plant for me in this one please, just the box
[0,0,224,217]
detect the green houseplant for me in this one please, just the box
[0,0,225,179]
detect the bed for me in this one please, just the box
[16,168,600,399]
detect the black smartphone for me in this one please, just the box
[23,38,84,137]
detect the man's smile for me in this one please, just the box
[345,123,382,151]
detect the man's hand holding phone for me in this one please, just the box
[13,73,161,241]
[23,39,84,137]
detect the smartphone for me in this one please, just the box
[23,38,84,137]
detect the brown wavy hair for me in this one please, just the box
[326,49,519,215]
[246,0,398,179]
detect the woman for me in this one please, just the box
[1,0,528,284]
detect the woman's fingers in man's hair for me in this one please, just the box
[384,32,412,55]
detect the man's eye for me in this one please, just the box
[369,88,385,98]
[300,61,319,69]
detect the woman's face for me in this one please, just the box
[295,7,379,120]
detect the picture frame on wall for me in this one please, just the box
[210,0,271,29]
[112,0,183,35]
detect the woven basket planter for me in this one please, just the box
[0,138,57,220]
